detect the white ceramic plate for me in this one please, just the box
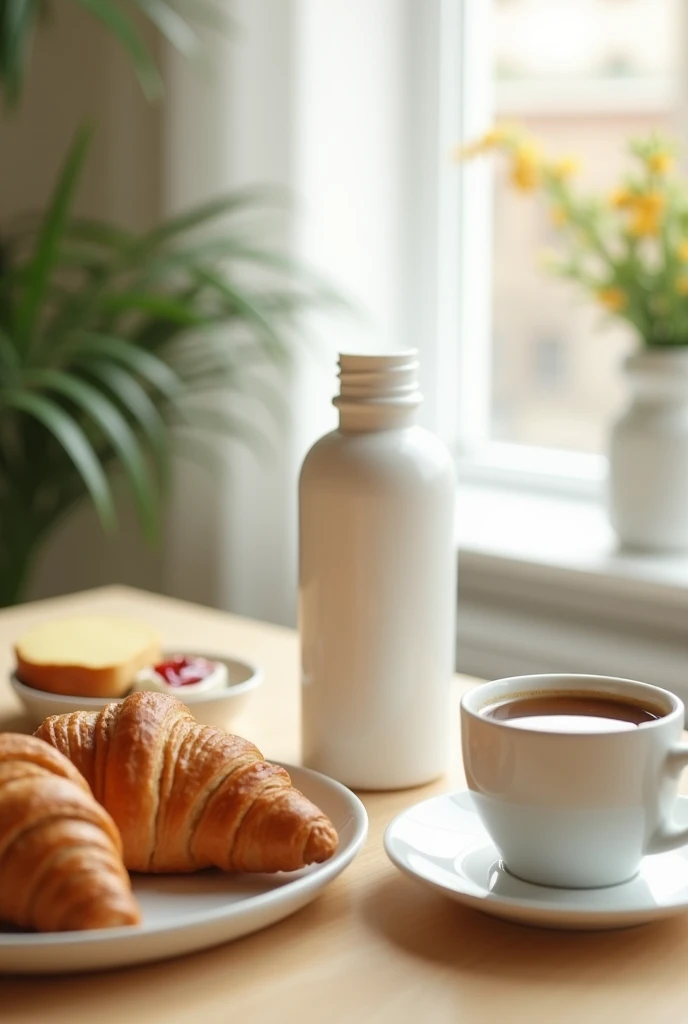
[384,789,688,931]
[10,651,262,730]
[0,764,368,974]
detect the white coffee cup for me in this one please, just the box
[461,673,688,889]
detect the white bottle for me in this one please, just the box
[299,351,456,790]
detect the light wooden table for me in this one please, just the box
[1,586,687,1024]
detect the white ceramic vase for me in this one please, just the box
[608,348,688,552]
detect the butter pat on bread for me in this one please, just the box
[14,616,162,698]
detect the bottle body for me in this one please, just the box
[299,354,456,790]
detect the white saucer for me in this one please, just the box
[384,790,688,930]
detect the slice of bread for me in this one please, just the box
[14,616,162,698]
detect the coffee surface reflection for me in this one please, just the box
[482,693,665,733]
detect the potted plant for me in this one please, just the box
[460,125,688,552]
[0,2,339,606]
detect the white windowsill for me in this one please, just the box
[455,485,688,705]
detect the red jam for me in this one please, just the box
[153,655,215,687]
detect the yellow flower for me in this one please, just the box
[610,187,634,209]
[597,287,627,312]
[481,127,509,148]
[453,140,480,160]
[550,204,568,227]
[626,191,665,237]
[636,191,665,214]
[676,275,688,295]
[510,143,541,191]
[628,211,660,237]
[647,151,673,175]
[454,125,511,160]
[549,156,580,181]
[678,241,688,262]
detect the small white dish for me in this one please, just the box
[9,651,262,730]
[131,655,229,696]
[384,789,688,931]
[0,763,368,974]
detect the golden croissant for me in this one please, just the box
[35,691,339,874]
[0,733,140,931]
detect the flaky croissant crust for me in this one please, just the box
[0,733,140,931]
[36,692,339,874]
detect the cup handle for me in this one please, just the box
[647,744,688,855]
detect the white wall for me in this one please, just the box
[161,0,300,619]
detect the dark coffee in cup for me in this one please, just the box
[481,692,666,732]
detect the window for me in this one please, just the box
[452,0,682,488]
[532,335,566,390]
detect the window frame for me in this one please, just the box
[431,0,681,502]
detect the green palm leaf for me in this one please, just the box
[66,332,182,399]
[0,1,231,108]
[139,186,285,249]
[73,0,163,101]
[0,0,350,608]
[183,369,290,431]
[134,0,201,58]
[0,0,41,107]
[128,238,350,313]
[64,218,135,252]
[84,361,172,491]
[176,406,273,461]
[166,0,229,32]
[0,389,116,529]
[96,290,206,324]
[22,368,160,540]
[0,326,19,372]
[192,267,291,364]
[14,125,91,351]
[172,432,229,478]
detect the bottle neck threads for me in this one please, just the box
[334,351,422,431]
